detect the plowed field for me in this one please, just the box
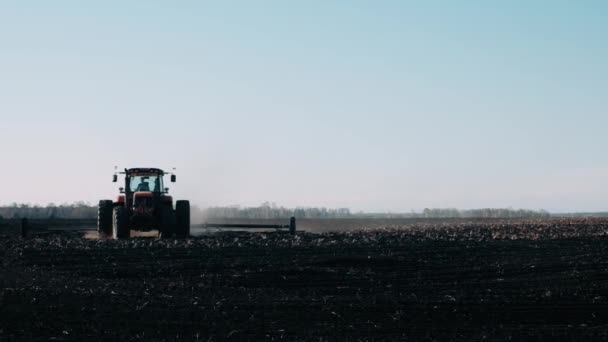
[2,218,608,341]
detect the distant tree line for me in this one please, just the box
[0,202,96,220]
[202,204,550,219]
[0,202,551,220]
[202,202,352,219]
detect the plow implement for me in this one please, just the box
[201,217,296,234]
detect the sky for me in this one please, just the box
[1,1,607,212]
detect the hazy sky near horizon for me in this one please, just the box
[1,1,607,212]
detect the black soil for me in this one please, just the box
[2,218,608,341]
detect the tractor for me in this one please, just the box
[97,168,190,238]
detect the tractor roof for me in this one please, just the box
[126,168,165,175]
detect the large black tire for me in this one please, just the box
[97,200,113,236]
[159,205,175,239]
[175,200,190,238]
[112,207,130,239]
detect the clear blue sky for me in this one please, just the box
[1,1,606,212]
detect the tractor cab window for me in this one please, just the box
[129,174,163,192]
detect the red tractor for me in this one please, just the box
[97,168,190,238]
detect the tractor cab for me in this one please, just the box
[128,170,164,194]
[113,168,174,207]
[130,174,158,193]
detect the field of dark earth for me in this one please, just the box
[2,218,608,341]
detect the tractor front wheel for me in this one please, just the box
[112,207,130,239]
[175,200,190,238]
[159,206,175,238]
[97,200,113,236]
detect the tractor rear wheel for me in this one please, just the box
[159,205,175,238]
[175,200,190,238]
[97,200,113,236]
[112,206,130,239]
